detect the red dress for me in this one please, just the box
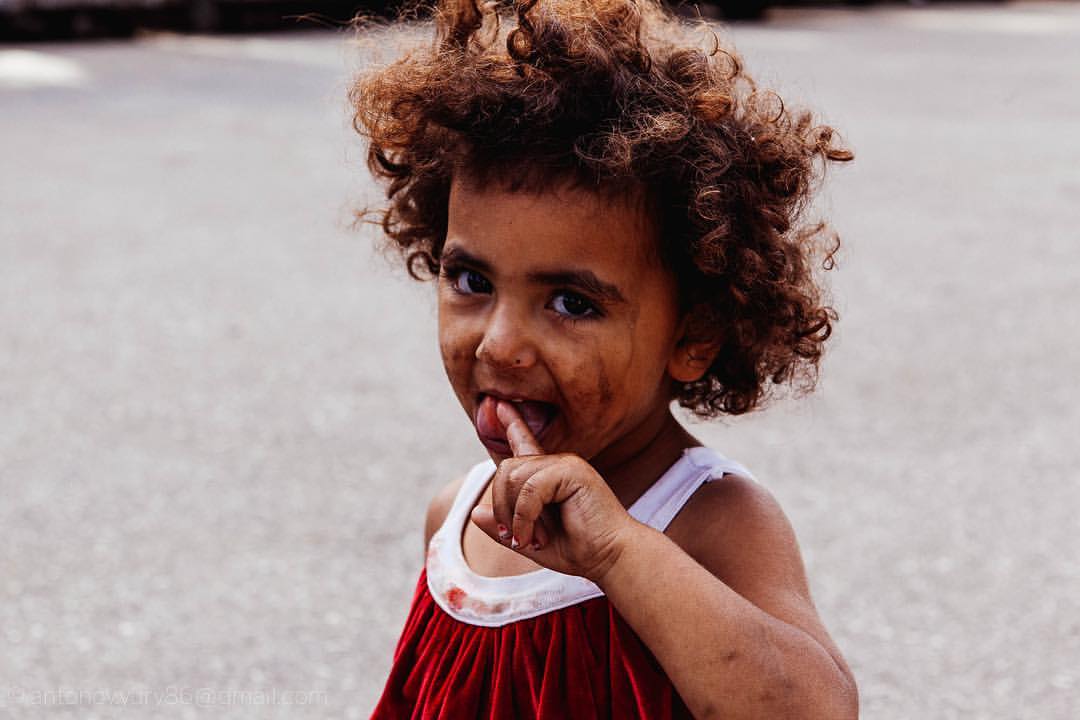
[370,448,752,719]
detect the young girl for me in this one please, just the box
[352,0,857,717]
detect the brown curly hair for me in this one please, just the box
[350,0,853,417]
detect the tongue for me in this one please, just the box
[475,395,552,441]
[475,396,503,440]
[513,400,553,437]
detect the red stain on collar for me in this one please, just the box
[446,586,467,611]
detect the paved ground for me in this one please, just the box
[2,2,1079,718]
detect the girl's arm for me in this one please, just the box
[472,404,858,720]
[596,479,858,720]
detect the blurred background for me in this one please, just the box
[0,0,1040,39]
[3,1,1079,718]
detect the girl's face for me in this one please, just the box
[439,179,695,471]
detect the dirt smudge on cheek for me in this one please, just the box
[580,334,615,406]
[563,339,614,419]
[440,347,468,372]
[438,339,473,382]
[594,355,614,407]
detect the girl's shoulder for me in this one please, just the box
[668,472,797,573]
[667,472,847,666]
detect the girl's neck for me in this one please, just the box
[592,408,700,509]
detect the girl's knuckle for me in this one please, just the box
[517,479,536,501]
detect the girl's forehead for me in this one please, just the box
[446,177,661,265]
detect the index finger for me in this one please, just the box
[495,401,545,457]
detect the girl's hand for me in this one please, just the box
[470,401,636,583]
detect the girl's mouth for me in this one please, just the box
[473,394,558,453]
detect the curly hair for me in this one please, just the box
[350,0,853,417]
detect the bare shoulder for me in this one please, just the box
[424,475,466,550]
[669,474,807,582]
[667,472,851,675]
[668,473,809,598]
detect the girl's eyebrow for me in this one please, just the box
[528,270,626,305]
[441,246,491,273]
[442,245,626,304]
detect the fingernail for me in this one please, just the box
[510,536,520,550]
[497,524,510,540]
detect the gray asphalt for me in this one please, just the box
[2,3,1079,718]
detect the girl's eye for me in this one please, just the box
[450,269,492,295]
[551,292,598,319]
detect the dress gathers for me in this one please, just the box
[371,447,753,720]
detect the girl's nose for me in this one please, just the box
[475,305,537,370]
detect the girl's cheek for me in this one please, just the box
[560,348,615,416]
[438,327,473,376]
[440,344,471,371]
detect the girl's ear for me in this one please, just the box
[668,341,719,383]
[668,314,719,383]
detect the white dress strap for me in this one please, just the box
[443,459,497,531]
[631,446,754,532]
[425,447,753,627]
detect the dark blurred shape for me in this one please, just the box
[708,0,770,21]
[0,0,396,39]
[0,1,986,43]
